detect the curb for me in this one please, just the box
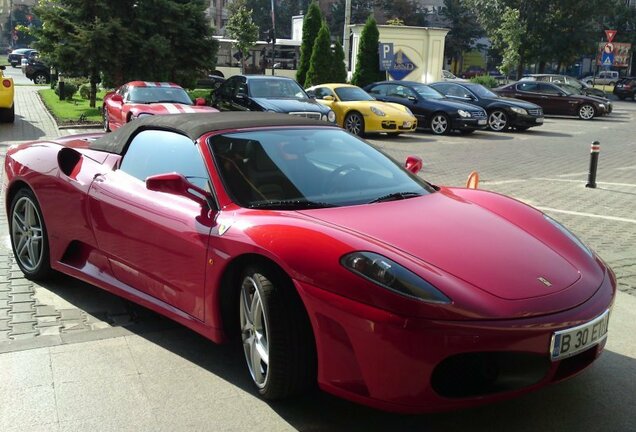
[58,123,102,130]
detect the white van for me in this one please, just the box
[581,71,619,86]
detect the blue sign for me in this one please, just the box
[388,50,416,80]
[601,52,614,66]
[378,43,394,71]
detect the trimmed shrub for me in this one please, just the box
[471,75,498,88]
[330,40,347,84]
[296,2,323,87]
[55,81,78,99]
[79,83,91,100]
[306,24,333,87]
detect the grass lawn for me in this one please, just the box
[39,88,105,124]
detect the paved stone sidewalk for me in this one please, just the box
[0,86,60,143]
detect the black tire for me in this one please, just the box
[239,264,316,399]
[578,103,596,120]
[429,113,450,135]
[487,109,509,132]
[102,106,110,132]
[0,104,15,123]
[344,112,365,136]
[33,73,49,85]
[9,188,53,281]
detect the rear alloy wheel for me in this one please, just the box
[0,104,15,123]
[344,112,364,136]
[102,106,110,132]
[33,73,48,85]
[488,110,508,132]
[239,265,315,399]
[578,104,596,120]
[9,189,52,280]
[430,113,450,135]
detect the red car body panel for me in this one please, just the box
[3,122,616,413]
[103,81,218,131]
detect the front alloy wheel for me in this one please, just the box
[488,110,508,132]
[344,112,364,136]
[239,265,316,399]
[10,189,52,280]
[430,113,450,135]
[578,104,595,120]
[34,73,48,85]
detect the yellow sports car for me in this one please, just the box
[306,83,416,136]
[0,65,15,123]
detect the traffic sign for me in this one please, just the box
[605,30,617,43]
[378,43,394,71]
[602,53,614,66]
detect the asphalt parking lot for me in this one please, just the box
[0,85,635,431]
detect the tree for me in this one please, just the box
[330,40,348,83]
[226,2,259,74]
[328,0,374,41]
[440,0,483,74]
[377,0,428,26]
[34,0,218,106]
[351,15,383,88]
[297,1,323,87]
[305,23,332,86]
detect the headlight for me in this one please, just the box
[341,251,451,304]
[370,106,386,116]
[543,214,593,257]
[510,107,528,115]
[598,104,605,109]
[327,110,336,122]
[457,110,471,118]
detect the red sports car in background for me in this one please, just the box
[4,113,615,413]
[102,81,218,131]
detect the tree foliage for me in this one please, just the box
[440,0,483,74]
[296,1,323,87]
[330,40,348,83]
[305,23,333,86]
[226,1,259,74]
[34,0,218,107]
[328,0,374,41]
[351,15,383,88]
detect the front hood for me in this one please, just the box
[131,103,218,114]
[427,98,483,112]
[347,101,413,117]
[494,96,541,110]
[253,97,328,114]
[300,190,583,302]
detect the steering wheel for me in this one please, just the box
[323,164,361,193]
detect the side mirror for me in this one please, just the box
[0,65,5,71]
[146,172,210,206]
[111,94,124,103]
[195,97,206,106]
[323,95,335,101]
[404,155,423,174]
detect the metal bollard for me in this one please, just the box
[586,141,600,188]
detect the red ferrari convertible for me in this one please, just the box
[102,81,218,132]
[4,113,615,413]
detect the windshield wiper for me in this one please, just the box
[248,199,335,210]
[369,192,422,203]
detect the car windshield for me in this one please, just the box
[128,86,193,104]
[469,84,497,98]
[556,85,575,96]
[209,128,434,209]
[411,85,444,99]
[249,79,307,98]
[334,87,374,101]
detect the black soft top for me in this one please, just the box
[90,112,336,155]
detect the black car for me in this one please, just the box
[210,75,336,123]
[25,59,50,84]
[364,80,487,135]
[430,82,544,132]
[613,77,636,101]
[7,48,37,67]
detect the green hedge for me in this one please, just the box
[470,75,499,88]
